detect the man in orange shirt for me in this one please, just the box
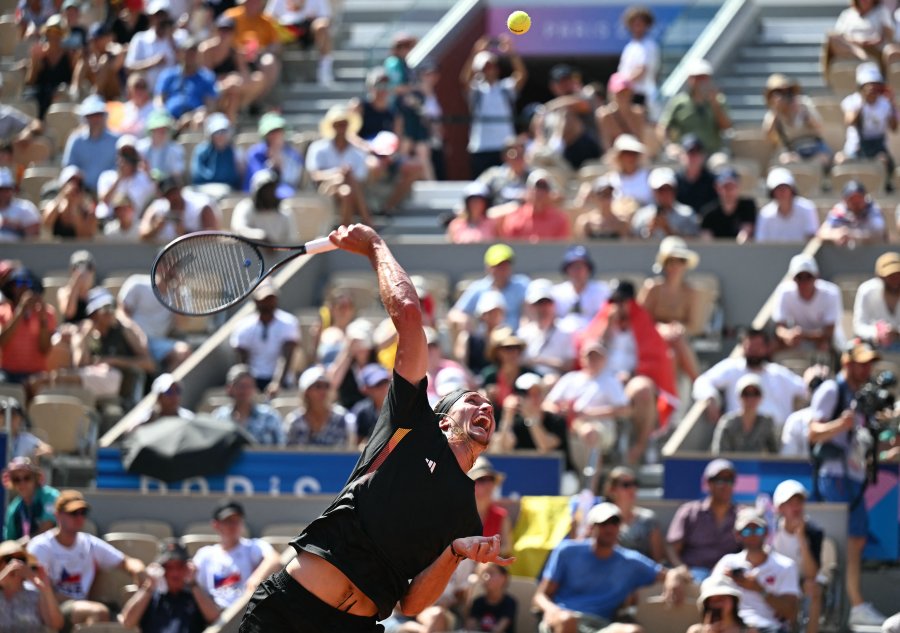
[498,169,572,241]
[0,268,57,383]
[224,0,281,104]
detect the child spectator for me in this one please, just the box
[465,563,517,633]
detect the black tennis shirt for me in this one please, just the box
[291,372,483,619]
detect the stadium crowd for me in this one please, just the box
[4,0,900,631]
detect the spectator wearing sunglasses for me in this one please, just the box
[713,508,801,633]
[712,374,779,455]
[603,466,666,562]
[2,457,59,541]
[496,169,571,241]
[27,490,147,628]
[534,502,691,633]
[0,540,64,632]
[666,459,741,583]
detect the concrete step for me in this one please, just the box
[719,74,827,91]
[275,83,364,99]
[732,61,827,75]
[738,45,823,60]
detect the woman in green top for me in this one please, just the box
[2,458,59,541]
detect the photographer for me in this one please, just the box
[807,340,888,627]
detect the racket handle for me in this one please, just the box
[305,237,338,255]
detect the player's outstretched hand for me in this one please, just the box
[328,224,382,257]
[452,534,516,566]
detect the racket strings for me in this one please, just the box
[155,235,262,314]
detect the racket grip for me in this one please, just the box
[305,237,338,255]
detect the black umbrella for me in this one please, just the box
[123,415,253,483]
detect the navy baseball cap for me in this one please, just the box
[88,22,110,40]
[560,245,595,274]
[681,134,705,153]
[550,64,576,82]
[715,167,740,185]
[842,180,866,197]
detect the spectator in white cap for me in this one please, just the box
[638,236,701,380]
[0,167,40,241]
[754,167,819,243]
[667,458,740,582]
[773,254,844,352]
[836,62,898,176]
[212,363,285,445]
[62,95,119,193]
[498,169,571,241]
[853,252,900,350]
[771,479,825,633]
[631,167,699,239]
[134,373,195,429]
[454,289,508,375]
[606,133,652,209]
[712,507,801,632]
[230,281,299,397]
[124,0,177,90]
[285,365,353,447]
[95,134,157,221]
[348,362,391,446]
[461,35,528,177]
[446,181,497,244]
[686,575,746,633]
[535,501,691,633]
[711,373,778,455]
[40,165,97,239]
[517,278,575,375]
[191,112,241,190]
[817,179,887,246]
[658,58,731,155]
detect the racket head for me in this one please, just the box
[151,231,266,316]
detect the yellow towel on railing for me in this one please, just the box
[508,495,572,578]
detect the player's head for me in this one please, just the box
[434,389,495,454]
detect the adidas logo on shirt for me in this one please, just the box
[425,458,436,473]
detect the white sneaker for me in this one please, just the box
[850,602,887,626]
[317,57,334,86]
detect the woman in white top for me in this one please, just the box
[825,0,899,72]
[605,134,652,216]
[617,7,660,119]
[836,62,898,181]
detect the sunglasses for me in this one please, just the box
[709,476,735,485]
[615,480,638,489]
[65,508,89,517]
[740,525,766,537]
[307,382,329,390]
[10,475,34,484]
[740,390,762,398]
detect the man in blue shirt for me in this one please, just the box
[155,37,219,120]
[62,95,119,194]
[534,502,692,633]
[212,364,286,445]
[449,243,531,330]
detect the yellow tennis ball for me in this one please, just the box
[507,10,531,35]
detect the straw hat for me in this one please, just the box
[653,236,699,273]
[764,73,799,100]
[319,105,362,139]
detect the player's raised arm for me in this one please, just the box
[328,224,427,385]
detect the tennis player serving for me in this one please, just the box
[240,224,513,632]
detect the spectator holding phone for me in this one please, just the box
[686,575,747,633]
[0,540,64,632]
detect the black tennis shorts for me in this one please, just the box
[239,569,384,633]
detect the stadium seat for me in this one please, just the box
[819,122,846,157]
[103,532,160,565]
[634,581,701,632]
[507,576,540,633]
[88,566,133,610]
[687,272,721,337]
[28,395,95,484]
[811,95,844,127]
[781,162,822,198]
[730,128,771,174]
[183,521,249,538]
[325,273,382,313]
[9,98,39,120]
[45,104,82,150]
[728,157,762,198]
[35,384,98,409]
[181,534,219,557]
[282,194,335,241]
[827,61,860,97]
[0,382,27,406]
[0,16,19,57]
[14,136,53,170]
[19,165,61,205]
[74,623,139,633]
[831,161,886,195]
[270,397,300,418]
[106,519,174,540]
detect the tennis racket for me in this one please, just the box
[151,231,337,316]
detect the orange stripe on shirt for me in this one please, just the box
[365,427,411,475]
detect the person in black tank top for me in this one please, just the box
[357,68,399,142]
[240,225,513,633]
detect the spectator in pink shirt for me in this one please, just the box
[498,169,571,241]
[446,181,497,243]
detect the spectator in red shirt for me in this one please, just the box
[0,268,57,384]
[498,169,571,241]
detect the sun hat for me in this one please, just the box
[319,105,362,139]
[654,236,699,272]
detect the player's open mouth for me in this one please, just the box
[472,414,492,434]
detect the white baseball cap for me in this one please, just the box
[435,366,468,397]
[205,112,231,136]
[773,479,808,508]
[586,502,621,525]
[475,290,507,316]
[298,366,328,392]
[525,278,555,304]
[686,58,714,77]
[78,94,108,117]
[788,254,819,278]
[856,62,884,86]
[766,167,796,191]
[649,167,677,190]
[0,167,14,188]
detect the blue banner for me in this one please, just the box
[663,455,899,561]
[96,448,562,498]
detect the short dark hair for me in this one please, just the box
[743,327,770,342]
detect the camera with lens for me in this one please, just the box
[855,370,897,425]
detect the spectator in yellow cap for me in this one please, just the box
[449,243,531,331]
